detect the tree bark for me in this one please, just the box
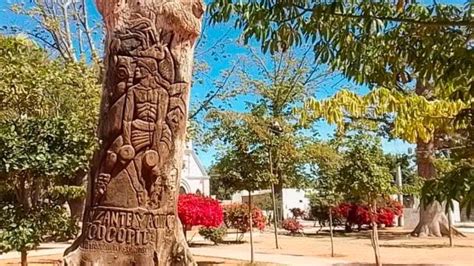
[370,200,382,266]
[411,140,453,237]
[411,82,456,238]
[248,190,254,263]
[328,208,334,258]
[412,201,451,237]
[274,181,284,221]
[64,1,204,265]
[21,249,27,266]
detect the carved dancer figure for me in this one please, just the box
[64,1,204,265]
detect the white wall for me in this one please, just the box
[230,189,311,219]
[282,189,310,219]
[180,142,210,195]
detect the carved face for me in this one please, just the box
[135,58,158,79]
[135,65,151,79]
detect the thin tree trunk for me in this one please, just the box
[370,200,382,266]
[183,224,187,242]
[64,1,205,265]
[448,210,453,247]
[248,190,254,263]
[21,249,27,266]
[270,183,280,249]
[328,208,335,257]
[269,140,280,249]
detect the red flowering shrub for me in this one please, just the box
[223,203,266,233]
[282,218,303,234]
[377,200,403,227]
[178,194,223,230]
[331,200,403,230]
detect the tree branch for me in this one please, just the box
[289,4,472,27]
[189,61,239,119]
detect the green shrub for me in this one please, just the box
[198,226,227,245]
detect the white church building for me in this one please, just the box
[180,142,210,196]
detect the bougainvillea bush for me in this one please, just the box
[282,218,303,234]
[331,200,403,231]
[178,194,223,230]
[223,203,266,233]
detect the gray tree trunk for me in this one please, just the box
[412,201,451,237]
[63,1,204,265]
[411,139,453,237]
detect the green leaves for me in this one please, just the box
[298,88,466,143]
[0,35,97,255]
[421,159,474,216]
[337,133,395,202]
[0,203,79,253]
[209,1,473,141]
[0,117,94,180]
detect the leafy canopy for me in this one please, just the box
[209,1,473,143]
[0,35,98,254]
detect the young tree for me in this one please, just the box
[0,35,98,265]
[306,142,343,257]
[206,47,332,217]
[336,133,394,266]
[211,122,270,263]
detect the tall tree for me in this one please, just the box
[208,0,473,237]
[0,35,98,266]
[212,130,270,263]
[6,0,100,62]
[206,47,332,217]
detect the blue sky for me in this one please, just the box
[3,0,466,167]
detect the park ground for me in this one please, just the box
[1,224,473,266]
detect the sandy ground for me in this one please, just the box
[186,227,474,265]
[0,255,268,266]
[1,228,473,265]
[247,228,474,265]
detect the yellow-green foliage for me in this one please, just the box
[300,88,466,143]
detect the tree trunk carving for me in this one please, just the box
[64,1,204,265]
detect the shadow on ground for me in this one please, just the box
[197,261,275,266]
[380,243,474,248]
[3,259,61,265]
[303,229,412,241]
[333,262,446,266]
[190,240,247,248]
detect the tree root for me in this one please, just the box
[411,201,466,238]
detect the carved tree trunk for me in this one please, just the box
[64,1,204,265]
